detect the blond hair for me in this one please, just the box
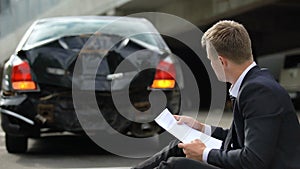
[202,20,253,64]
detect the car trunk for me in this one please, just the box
[23,34,162,91]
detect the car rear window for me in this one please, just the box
[24,18,168,50]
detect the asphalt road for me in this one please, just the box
[0,111,298,169]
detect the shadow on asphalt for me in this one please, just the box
[26,135,110,155]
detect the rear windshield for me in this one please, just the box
[24,18,168,50]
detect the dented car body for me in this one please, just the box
[0,16,182,153]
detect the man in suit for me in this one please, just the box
[132,20,300,169]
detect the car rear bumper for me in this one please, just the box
[1,112,39,137]
[0,88,180,137]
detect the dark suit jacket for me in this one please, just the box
[207,66,300,169]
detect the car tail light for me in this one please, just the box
[151,58,176,89]
[11,61,37,90]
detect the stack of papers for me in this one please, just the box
[155,109,222,149]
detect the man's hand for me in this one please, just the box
[178,139,206,161]
[174,115,205,132]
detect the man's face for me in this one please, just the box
[206,45,226,82]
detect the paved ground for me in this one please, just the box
[0,111,299,169]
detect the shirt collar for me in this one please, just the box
[229,62,257,98]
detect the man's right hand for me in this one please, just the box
[173,115,205,133]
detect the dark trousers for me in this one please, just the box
[132,139,221,169]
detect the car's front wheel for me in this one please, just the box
[5,134,28,153]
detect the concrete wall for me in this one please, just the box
[0,0,129,62]
[117,0,278,26]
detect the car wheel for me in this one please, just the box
[5,134,28,153]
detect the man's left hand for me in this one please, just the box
[178,139,206,161]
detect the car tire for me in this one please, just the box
[5,134,28,153]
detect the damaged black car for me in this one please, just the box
[0,16,182,153]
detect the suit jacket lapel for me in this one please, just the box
[233,100,244,148]
[223,97,236,150]
[224,122,234,150]
[234,66,261,147]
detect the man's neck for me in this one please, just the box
[228,60,253,85]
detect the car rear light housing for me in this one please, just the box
[11,61,37,90]
[151,58,176,89]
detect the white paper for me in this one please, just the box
[155,108,222,149]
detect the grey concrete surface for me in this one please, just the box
[0,111,299,169]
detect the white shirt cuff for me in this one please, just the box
[204,124,212,136]
[202,147,212,163]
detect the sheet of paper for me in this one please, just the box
[155,108,222,149]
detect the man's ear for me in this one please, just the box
[218,56,227,66]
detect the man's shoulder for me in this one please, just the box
[242,67,278,88]
[238,68,287,99]
[238,68,292,107]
